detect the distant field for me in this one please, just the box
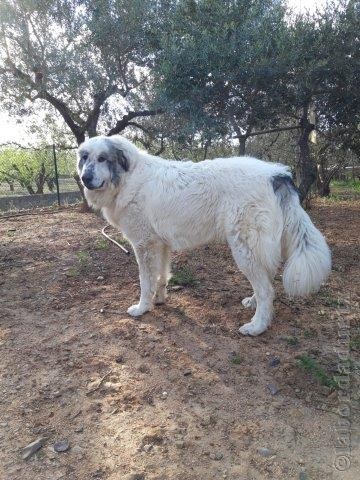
[0,176,79,197]
[329,179,360,200]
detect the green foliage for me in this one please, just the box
[170,267,197,287]
[0,148,52,194]
[0,0,359,199]
[75,250,90,265]
[331,179,360,193]
[283,335,300,346]
[230,355,244,365]
[94,238,110,251]
[0,147,76,195]
[0,0,160,142]
[297,355,338,390]
[350,334,360,352]
[154,0,289,143]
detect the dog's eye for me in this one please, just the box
[98,156,106,163]
[82,154,88,161]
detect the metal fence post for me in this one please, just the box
[52,144,61,206]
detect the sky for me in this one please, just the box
[0,0,327,146]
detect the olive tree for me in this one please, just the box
[0,0,161,145]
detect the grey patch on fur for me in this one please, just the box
[273,176,310,250]
[272,174,300,209]
[105,139,129,172]
[272,174,299,196]
[78,150,88,170]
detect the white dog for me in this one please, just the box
[77,135,331,336]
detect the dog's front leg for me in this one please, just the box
[127,244,157,317]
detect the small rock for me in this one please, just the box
[243,436,252,447]
[138,364,150,374]
[171,286,183,291]
[258,447,273,457]
[72,445,85,457]
[269,357,280,367]
[142,443,153,453]
[22,437,44,460]
[100,308,105,314]
[161,391,168,399]
[53,439,70,453]
[103,381,121,392]
[115,355,124,364]
[183,369,192,376]
[97,276,104,281]
[266,383,279,395]
[299,472,307,480]
[74,426,84,433]
[210,452,223,461]
[175,441,186,449]
[0,422,8,427]
[124,474,145,480]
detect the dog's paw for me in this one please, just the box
[241,295,256,309]
[127,304,150,317]
[239,321,266,337]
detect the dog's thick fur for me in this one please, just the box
[77,135,331,336]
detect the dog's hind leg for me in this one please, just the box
[228,234,279,336]
[154,244,171,305]
[127,242,162,317]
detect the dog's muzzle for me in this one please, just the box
[81,174,104,190]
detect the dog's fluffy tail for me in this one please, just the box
[272,174,331,297]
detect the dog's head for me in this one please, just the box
[77,136,130,191]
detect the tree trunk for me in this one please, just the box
[238,136,247,156]
[297,105,316,203]
[317,181,331,197]
[316,161,331,197]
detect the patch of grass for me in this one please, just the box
[283,335,299,346]
[67,250,91,277]
[170,267,197,287]
[114,235,131,248]
[75,250,90,266]
[350,334,360,352]
[303,329,317,339]
[321,296,347,308]
[297,354,338,390]
[94,238,109,250]
[331,179,360,192]
[66,267,80,277]
[174,307,187,317]
[230,355,244,365]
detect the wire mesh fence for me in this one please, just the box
[0,144,82,212]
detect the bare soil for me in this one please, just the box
[0,200,359,480]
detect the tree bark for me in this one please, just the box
[238,136,247,155]
[297,105,316,203]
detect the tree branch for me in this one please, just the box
[107,109,163,136]
[4,59,85,144]
[233,124,300,139]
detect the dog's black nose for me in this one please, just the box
[81,173,93,188]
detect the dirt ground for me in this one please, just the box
[0,199,359,480]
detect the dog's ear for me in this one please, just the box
[105,138,129,172]
[115,147,129,172]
